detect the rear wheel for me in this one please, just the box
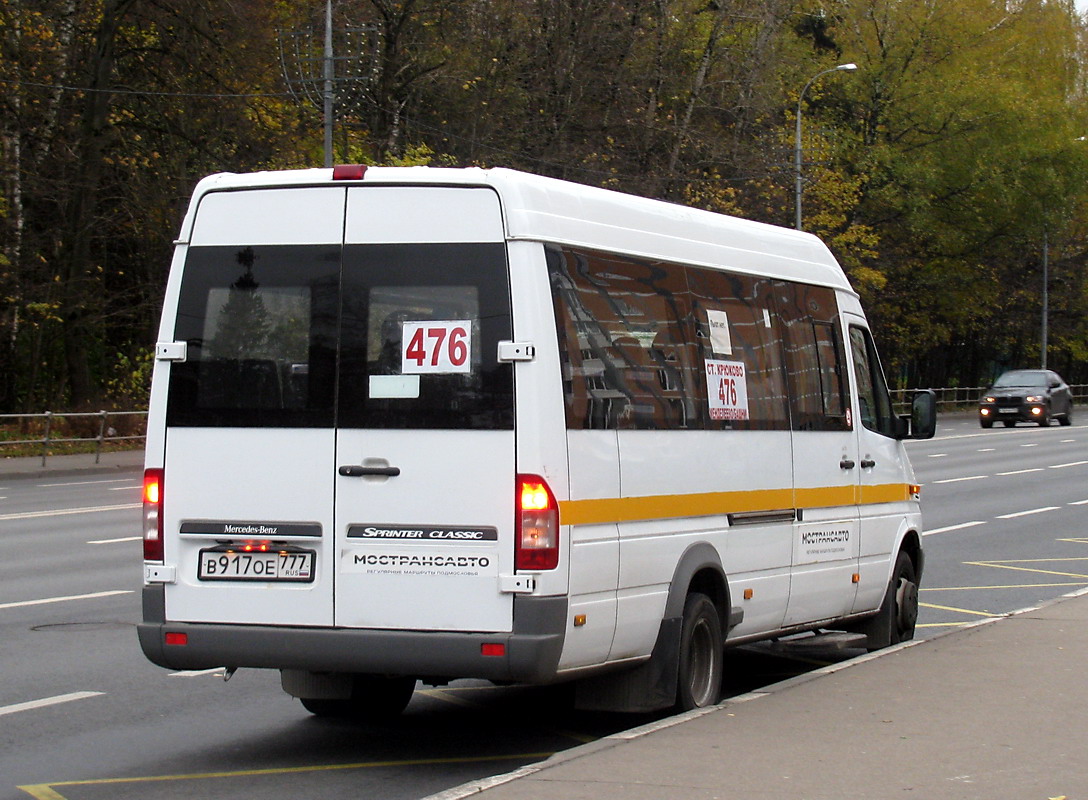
[300,675,416,720]
[675,593,723,711]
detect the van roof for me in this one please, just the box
[182,166,854,293]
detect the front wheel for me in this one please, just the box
[300,675,416,720]
[864,550,919,651]
[1059,408,1072,426]
[675,593,723,711]
[979,418,993,429]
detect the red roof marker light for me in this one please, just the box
[332,164,367,180]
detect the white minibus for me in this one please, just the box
[139,165,935,716]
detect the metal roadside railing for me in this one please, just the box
[0,410,148,467]
[891,385,1087,415]
[2,384,1086,466]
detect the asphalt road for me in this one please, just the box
[0,412,1084,800]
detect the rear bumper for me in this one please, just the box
[138,586,566,683]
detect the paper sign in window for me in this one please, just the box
[705,359,750,421]
[707,310,733,355]
[401,320,472,374]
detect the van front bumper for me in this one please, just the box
[138,586,566,684]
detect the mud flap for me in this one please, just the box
[574,616,682,713]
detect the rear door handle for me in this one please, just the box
[338,465,401,477]
[839,459,856,470]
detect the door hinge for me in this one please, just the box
[156,341,187,362]
[497,341,535,363]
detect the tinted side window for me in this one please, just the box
[849,326,896,437]
[687,269,789,430]
[337,243,514,430]
[548,246,698,430]
[168,246,339,427]
[775,282,849,431]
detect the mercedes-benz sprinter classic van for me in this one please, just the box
[139,165,936,716]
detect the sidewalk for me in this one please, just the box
[0,448,144,480]
[431,588,1088,800]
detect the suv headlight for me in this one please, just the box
[1025,395,1043,403]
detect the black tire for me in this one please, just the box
[979,418,993,429]
[1002,420,1016,428]
[888,551,919,645]
[1059,408,1072,426]
[1038,407,1050,426]
[865,550,919,651]
[675,593,723,711]
[300,675,416,720]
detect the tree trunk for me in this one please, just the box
[57,0,139,405]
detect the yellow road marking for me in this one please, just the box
[18,752,555,800]
[919,602,1001,618]
[963,561,1088,581]
[922,582,1087,591]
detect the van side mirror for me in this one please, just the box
[903,389,936,440]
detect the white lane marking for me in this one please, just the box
[108,485,142,491]
[996,468,1044,476]
[38,478,135,487]
[88,535,141,544]
[0,590,133,610]
[0,503,140,521]
[170,668,227,678]
[1050,461,1088,469]
[1020,443,1039,448]
[927,453,948,458]
[0,691,104,718]
[1070,499,1088,506]
[924,521,987,536]
[997,507,1061,519]
[978,448,996,452]
[932,475,988,484]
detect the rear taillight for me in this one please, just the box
[516,474,559,570]
[143,468,164,562]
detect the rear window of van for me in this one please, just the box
[167,243,513,430]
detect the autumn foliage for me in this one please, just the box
[2,0,1087,410]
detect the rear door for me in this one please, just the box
[163,188,344,626]
[333,187,517,632]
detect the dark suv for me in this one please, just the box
[979,370,1074,428]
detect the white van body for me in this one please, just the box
[139,166,933,714]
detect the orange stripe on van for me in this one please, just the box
[558,484,913,526]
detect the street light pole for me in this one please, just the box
[1042,225,1048,370]
[794,63,857,230]
[322,0,334,168]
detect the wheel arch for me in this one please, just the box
[664,541,731,637]
[899,527,924,583]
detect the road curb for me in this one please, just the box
[421,582,1088,800]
